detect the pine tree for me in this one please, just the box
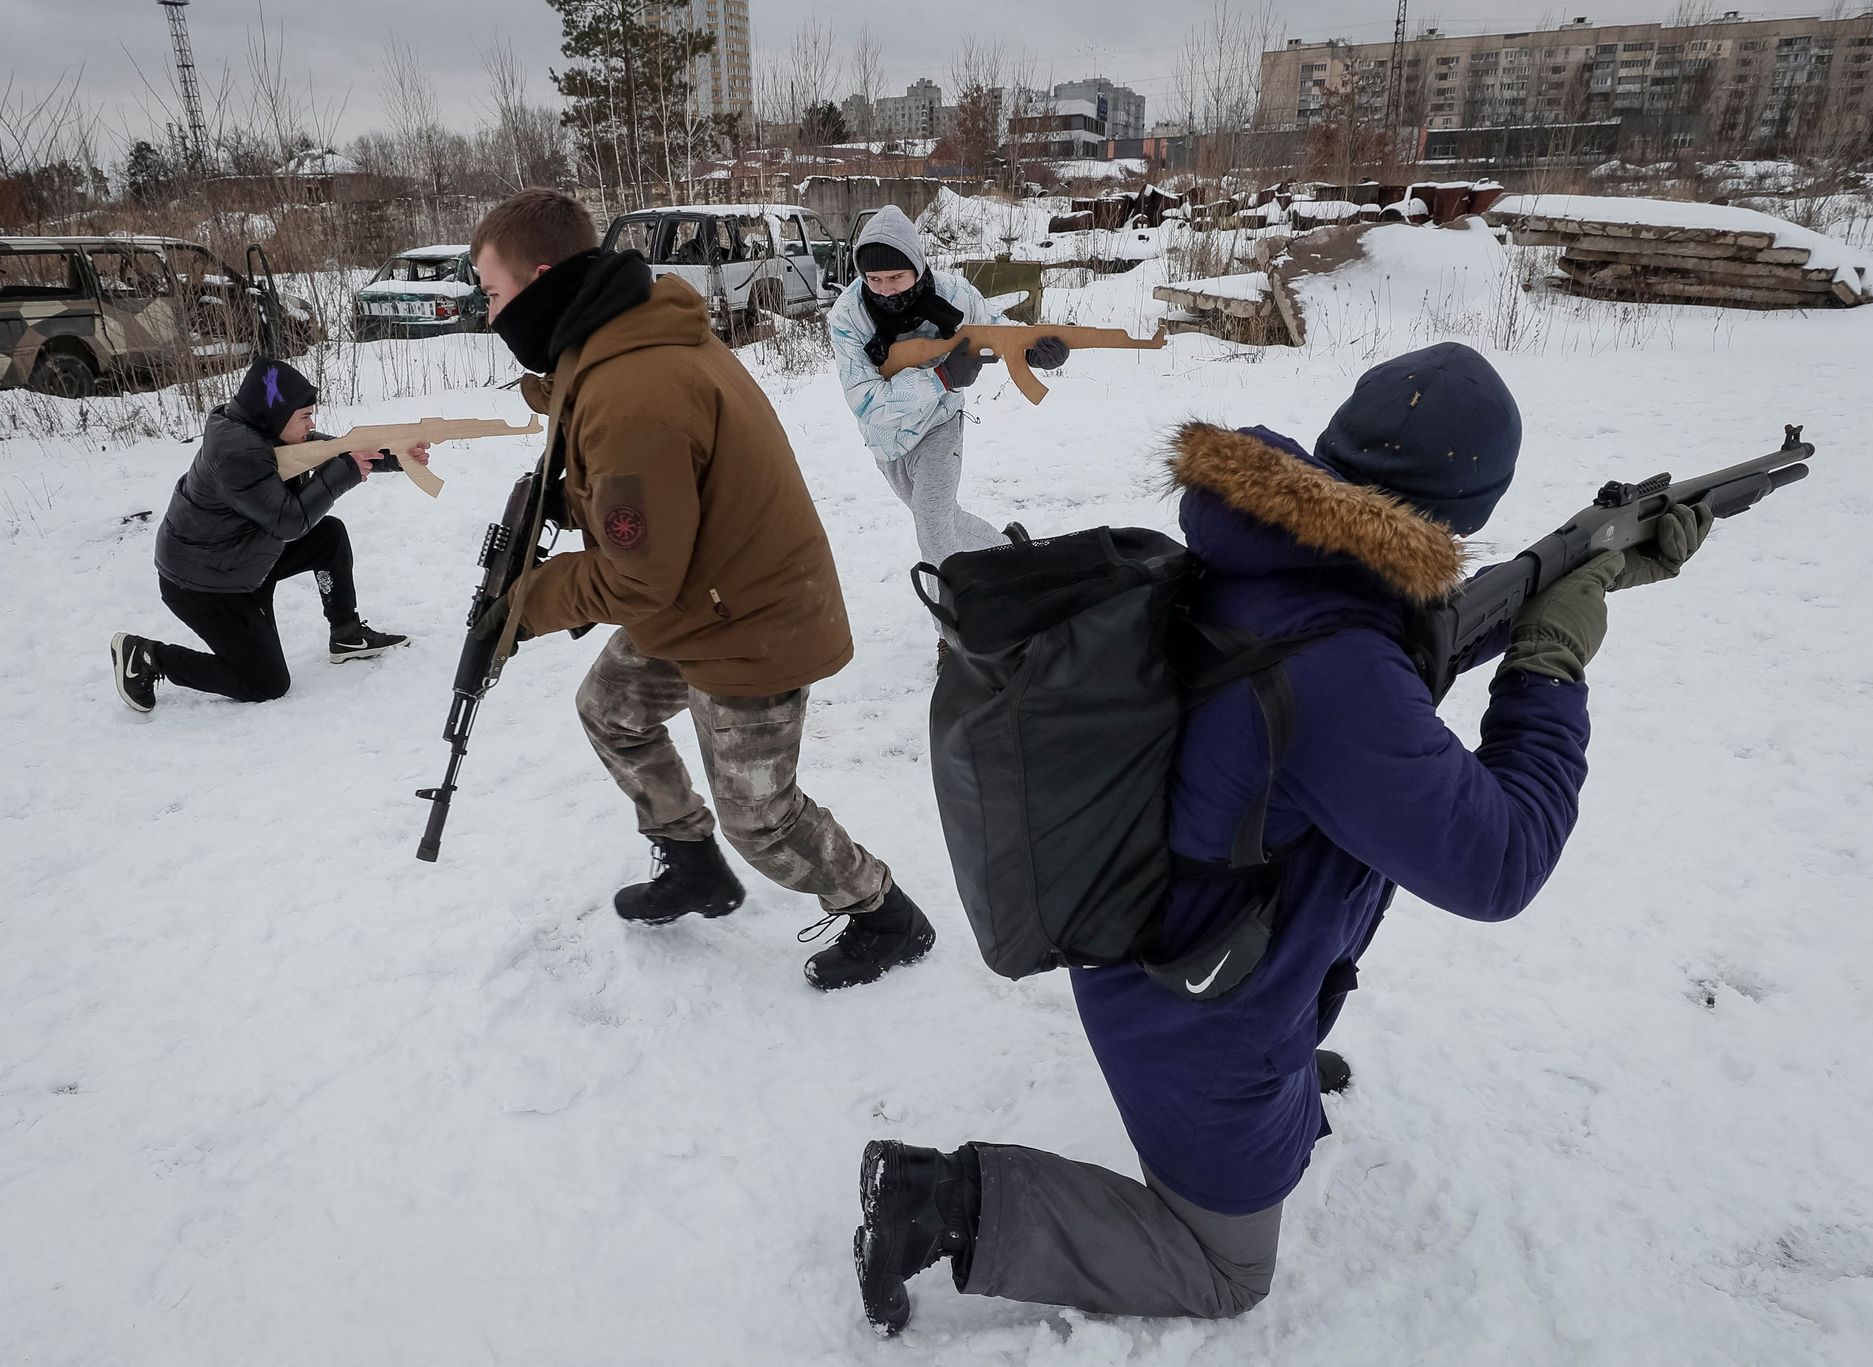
[546,0,718,209]
[802,101,849,147]
[124,141,172,205]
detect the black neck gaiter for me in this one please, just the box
[860,272,965,366]
[490,251,598,373]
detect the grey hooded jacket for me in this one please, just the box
[828,205,1005,460]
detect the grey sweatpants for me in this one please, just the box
[962,1144,1281,1318]
[575,629,891,913]
[876,415,1005,567]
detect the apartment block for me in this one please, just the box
[1257,11,1873,155]
[875,79,947,140]
[661,0,753,125]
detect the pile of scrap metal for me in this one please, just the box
[1178,180,1504,232]
[1046,184,1187,234]
[1487,196,1873,310]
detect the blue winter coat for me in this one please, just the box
[1070,422,1592,1215]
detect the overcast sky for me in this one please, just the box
[2,0,1843,161]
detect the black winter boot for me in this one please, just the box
[854,1139,980,1338]
[800,885,935,991]
[614,837,746,925]
[1316,1048,1352,1095]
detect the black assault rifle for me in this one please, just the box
[1406,425,1815,703]
[414,472,558,862]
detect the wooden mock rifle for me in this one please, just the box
[275,416,544,497]
[880,324,1169,405]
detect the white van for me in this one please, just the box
[601,205,837,335]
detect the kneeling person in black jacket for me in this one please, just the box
[110,357,425,711]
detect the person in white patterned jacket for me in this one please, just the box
[826,206,1069,658]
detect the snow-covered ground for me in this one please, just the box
[4,264,1872,1366]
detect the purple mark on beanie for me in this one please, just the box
[263,365,283,408]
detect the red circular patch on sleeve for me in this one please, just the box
[603,506,645,550]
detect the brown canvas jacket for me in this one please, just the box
[515,276,853,696]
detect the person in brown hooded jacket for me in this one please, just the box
[470,188,935,990]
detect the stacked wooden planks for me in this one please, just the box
[1494,211,1871,309]
[1151,275,1290,345]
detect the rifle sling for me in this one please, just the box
[493,345,581,665]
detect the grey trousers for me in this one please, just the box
[962,1144,1281,1319]
[876,415,1005,567]
[575,629,891,913]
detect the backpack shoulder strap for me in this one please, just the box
[1179,619,1338,870]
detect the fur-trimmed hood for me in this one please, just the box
[1168,421,1466,603]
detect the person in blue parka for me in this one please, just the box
[851,342,1713,1334]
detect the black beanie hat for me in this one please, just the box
[1314,342,1521,536]
[234,358,319,439]
[854,241,918,275]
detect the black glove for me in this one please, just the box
[1025,336,1070,370]
[935,339,989,391]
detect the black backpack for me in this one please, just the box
[914,525,1332,1003]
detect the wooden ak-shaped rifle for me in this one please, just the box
[275,416,545,497]
[881,324,1168,404]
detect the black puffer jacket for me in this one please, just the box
[154,401,363,592]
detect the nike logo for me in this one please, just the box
[335,640,367,649]
[124,662,142,678]
[1185,951,1231,995]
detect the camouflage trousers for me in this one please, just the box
[575,628,891,913]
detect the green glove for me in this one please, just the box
[1611,502,1713,591]
[1501,551,1625,684]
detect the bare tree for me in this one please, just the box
[477,39,567,191]
[786,13,841,150]
[382,35,453,224]
[948,37,1007,182]
[0,72,105,230]
[849,25,883,142]
[790,14,841,112]
[1171,1,1283,184]
[999,52,1051,193]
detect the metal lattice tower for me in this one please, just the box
[1384,0,1409,132]
[159,0,209,170]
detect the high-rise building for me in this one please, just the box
[662,0,753,127]
[1257,11,1873,156]
[1052,77,1148,140]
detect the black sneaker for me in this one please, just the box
[801,885,935,991]
[328,620,409,662]
[854,1139,980,1338]
[110,632,160,712]
[614,837,746,925]
[1317,1048,1352,1095]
